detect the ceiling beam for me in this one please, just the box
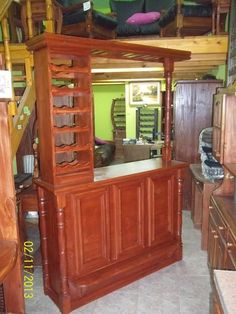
[92,35,228,82]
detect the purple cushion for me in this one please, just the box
[126,12,161,25]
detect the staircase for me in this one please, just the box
[0,0,56,158]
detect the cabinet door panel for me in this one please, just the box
[111,179,145,260]
[147,173,176,247]
[66,188,110,276]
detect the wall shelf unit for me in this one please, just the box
[136,107,158,140]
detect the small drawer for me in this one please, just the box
[226,231,236,270]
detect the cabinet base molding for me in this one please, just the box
[48,242,181,312]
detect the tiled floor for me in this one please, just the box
[25,211,211,314]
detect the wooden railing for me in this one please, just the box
[0,0,13,21]
[0,40,36,156]
[0,1,37,157]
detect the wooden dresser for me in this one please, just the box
[208,195,236,271]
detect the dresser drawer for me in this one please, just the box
[210,204,227,239]
[226,231,236,270]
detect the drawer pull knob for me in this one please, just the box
[227,242,233,248]
[218,226,224,230]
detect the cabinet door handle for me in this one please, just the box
[227,242,233,248]
[218,226,224,231]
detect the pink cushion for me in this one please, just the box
[126,12,161,25]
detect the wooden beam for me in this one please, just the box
[91,35,228,82]
[120,35,228,54]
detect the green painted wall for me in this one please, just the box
[93,83,162,141]
[210,64,227,82]
[93,84,125,140]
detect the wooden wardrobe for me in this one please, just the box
[173,80,223,210]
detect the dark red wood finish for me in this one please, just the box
[174,80,223,210]
[0,56,25,312]
[27,34,190,313]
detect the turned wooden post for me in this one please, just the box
[1,16,17,127]
[26,0,33,38]
[162,58,174,162]
[45,0,54,33]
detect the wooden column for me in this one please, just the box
[26,0,33,39]
[0,54,25,313]
[162,58,174,162]
[45,0,54,33]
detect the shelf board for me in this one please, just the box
[55,144,91,153]
[53,126,89,133]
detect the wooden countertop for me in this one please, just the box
[214,270,236,314]
[36,158,188,191]
[0,239,17,283]
[94,158,187,182]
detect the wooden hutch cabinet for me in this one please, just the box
[207,88,236,309]
[174,80,222,210]
[27,33,190,313]
[212,92,236,164]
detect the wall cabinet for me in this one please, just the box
[174,80,222,210]
[207,196,236,272]
[212,92,236,164]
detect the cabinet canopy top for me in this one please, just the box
[26,33,191,64]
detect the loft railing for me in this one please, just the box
[0,0,13,21]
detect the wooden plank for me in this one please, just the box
[92,71,208,81]
[121,35,228,54]
[11,80,36,156]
